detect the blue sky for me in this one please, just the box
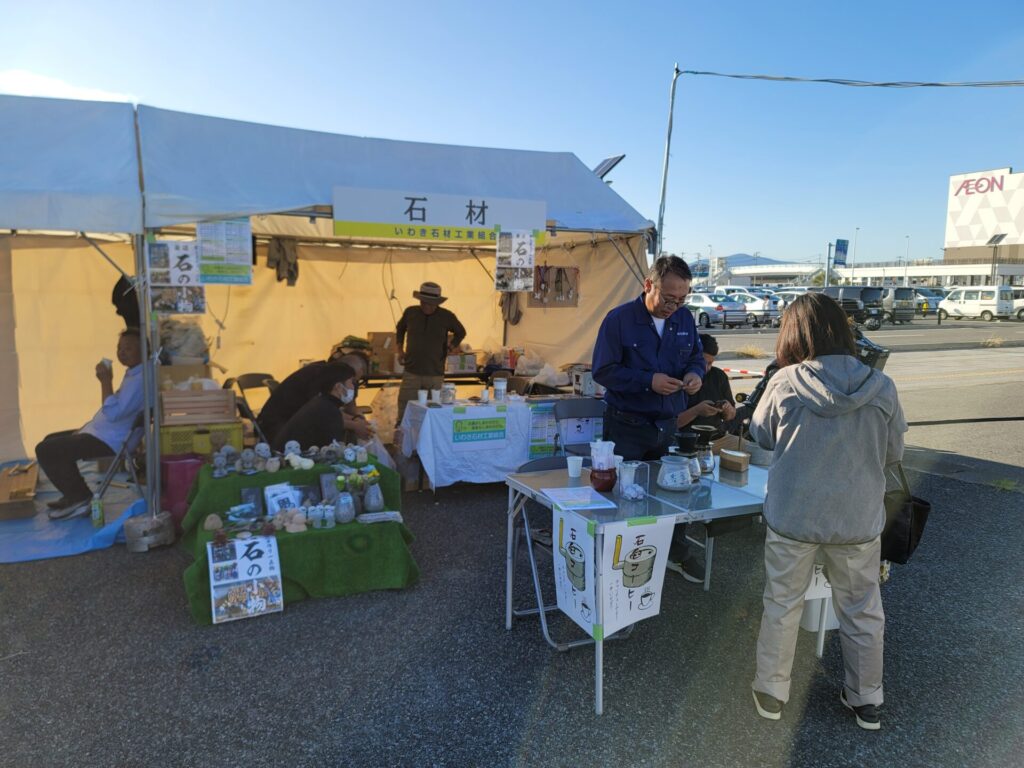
[3,1,1022,264]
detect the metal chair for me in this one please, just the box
[552,398,607,456]
[93,412,146,503]
[223,373,279,444]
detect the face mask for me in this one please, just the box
[339,387,355,404]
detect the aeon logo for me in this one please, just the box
[954,176,1004,195]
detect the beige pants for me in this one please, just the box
[397,373,444,424]
[753,528,884,707]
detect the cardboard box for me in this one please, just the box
[445,353,477,374]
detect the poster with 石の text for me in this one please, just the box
[552,507,596,637]
[600,517,674,637]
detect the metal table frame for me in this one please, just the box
[505,462,767,715]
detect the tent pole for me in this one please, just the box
[133,233,160,517]
[81,233,131,280]
[656,64,683,257]
[606,235,645,286]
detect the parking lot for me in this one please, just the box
[1,343,1022,767]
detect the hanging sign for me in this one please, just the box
[147,240,206,315]
[495,230,537,292]
[197,218,253,285]
[599,516,675,637]
[207,535,284,624]
[552,508,597,637]
[833,239,849,267]
[332,186,545,244]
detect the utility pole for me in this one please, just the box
[904,235,910,286]
[656,64,683,257]
[824,242,834,288]
[851,227,859,284]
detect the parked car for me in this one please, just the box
[773,290,808,311]
[914,287,945,315]
[1010,288,1024,320]
[684,293,748,328]
[938,286,1015,321]
[724,290,781,326]
[880,287,917,323]
[823,286,883,329]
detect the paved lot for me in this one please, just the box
[2,346,1023,767]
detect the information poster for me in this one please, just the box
[528,402,557,458]
[495,230,536,292]
[600,517,674,637]
[552,507,597,637]
[197,218,254,284]
[207,535,284,624]
[148,240,207,314]
[451,405,507,451]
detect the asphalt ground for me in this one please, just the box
[2,348,1023,767]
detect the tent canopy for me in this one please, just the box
[0,95,141,234]
[137,105,652,234]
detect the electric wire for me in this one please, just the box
[680,70,1024,89]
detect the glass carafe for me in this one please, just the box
[657,455,692,490]
[697,445,715,474]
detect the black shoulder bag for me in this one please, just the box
[882,463,931,564]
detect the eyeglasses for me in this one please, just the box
[657,291,689,308]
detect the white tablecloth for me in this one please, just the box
[400,400,534,488]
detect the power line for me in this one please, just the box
[680,70,1024,88]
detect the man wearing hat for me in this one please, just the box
[395,282,466,421]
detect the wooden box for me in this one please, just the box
[0,462,39,520]
[161,390,236,426]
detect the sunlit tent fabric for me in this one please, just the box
[0,96,653,461]
[0,95,141,233]
[137,105,650,233]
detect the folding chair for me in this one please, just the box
[93,412,147,503]
[552,398,607,456]
[223,373,279,444]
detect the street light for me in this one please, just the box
[852,227,860,284]
[987,234,1007,284]
[904,235,910,286]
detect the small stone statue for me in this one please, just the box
[283,440,302,458]
[212,453,229,479]
[237,448,258,475]
[253,442,272,471]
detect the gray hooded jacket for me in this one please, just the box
[749,354,907,544]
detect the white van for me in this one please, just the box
[1012,288,1024,321]
[938,286,1014,321]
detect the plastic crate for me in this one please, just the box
[160,421,243,455]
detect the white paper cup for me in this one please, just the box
[566,456,584,478]
[100,358,113,370]
[430,389,441,403]
[480,388,490,403]
[417,389,428,405]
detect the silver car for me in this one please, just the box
[685,293,748,328]
[725,290,781,327]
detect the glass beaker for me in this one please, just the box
[697,445,715,474]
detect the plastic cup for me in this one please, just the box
[430,389,441,403]
[566,456,584,478]
[480,388,490,403]
[417,389,428,405]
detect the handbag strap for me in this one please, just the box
[888,461,911,496]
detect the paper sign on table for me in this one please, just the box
[207,535,284,624]
[552,507,596,637]
[599,516,675,638]
[541,487,616,511]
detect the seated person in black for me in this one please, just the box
[675,333,737,436]
[258,350,370,443]
[272,364,358,452]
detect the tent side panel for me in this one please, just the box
[505,236,646,368]
[0,238,25,460]
[12,238,136,458]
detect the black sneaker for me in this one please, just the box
[666,554,705,584]
[752,690,783,720]
[530,527,553,547]
[841,689,881,731]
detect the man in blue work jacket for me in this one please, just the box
[592,255,706,580]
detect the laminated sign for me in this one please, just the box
[207,535,284,624]
[552,508,597,637]
[600,516,674,638]
[451,405,507,451]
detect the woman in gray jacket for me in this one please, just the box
[748,293,906,731]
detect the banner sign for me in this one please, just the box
[207,535,284,624]
[945,167,1024,248]
[495,230,536,292]
[332,186,546,244]
[148,240,206,315]
[553,508,597,637]
[197,218,253,285]
[833,239,849,267]
[600,516,675,638]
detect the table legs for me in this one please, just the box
[594,529,604,715]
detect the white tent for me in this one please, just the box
[1,95,653,463]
